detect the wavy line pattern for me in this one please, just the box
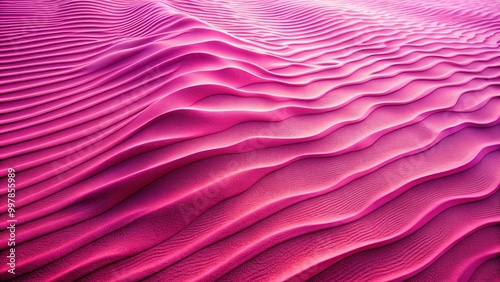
[1,0,499,281]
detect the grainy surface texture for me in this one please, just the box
[0,0,499,281]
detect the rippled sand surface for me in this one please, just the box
[1,0,499,281]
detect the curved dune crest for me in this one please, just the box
[1,0,499,281]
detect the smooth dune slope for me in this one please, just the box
[0,0,499,281]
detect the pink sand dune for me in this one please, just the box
[0,0,499,281]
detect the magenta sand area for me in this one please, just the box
[0,0,499,281]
